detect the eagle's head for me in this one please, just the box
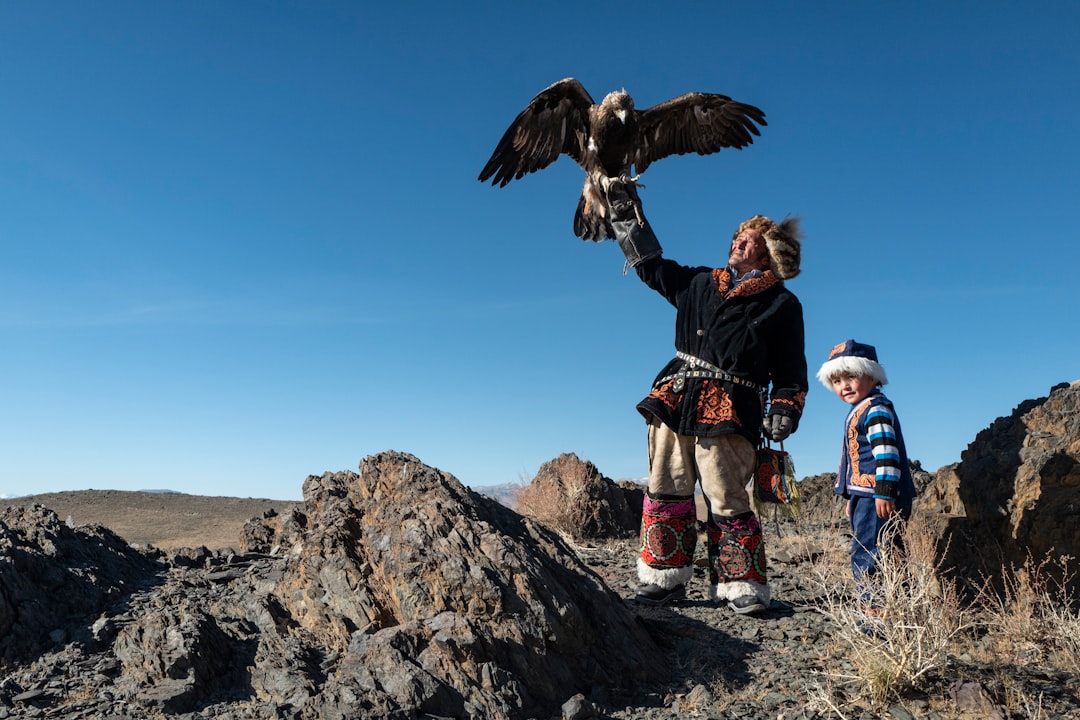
[601,90,634,124]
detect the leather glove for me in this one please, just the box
[605,178,661,268]
[763,413,794,442]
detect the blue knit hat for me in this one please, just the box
[815,339,888,388]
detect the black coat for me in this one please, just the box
[634,258,808,445]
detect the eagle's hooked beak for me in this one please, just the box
[615,109,628,124]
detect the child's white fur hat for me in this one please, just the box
[816,339,888,388]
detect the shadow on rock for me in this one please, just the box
[0,504,168,663]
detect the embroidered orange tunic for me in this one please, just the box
[635,259,807,443]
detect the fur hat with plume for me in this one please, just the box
[733,215,803,279]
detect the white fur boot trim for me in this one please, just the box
[637,558,694,589]
[709,579,771,604]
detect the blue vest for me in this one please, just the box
[834,391,914,498]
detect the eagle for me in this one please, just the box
[478,77,767,241]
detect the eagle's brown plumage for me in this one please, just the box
[478,78,767,241]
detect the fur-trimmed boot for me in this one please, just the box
[634,493,697,605]
[705,512,771,614]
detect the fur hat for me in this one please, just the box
[733,215,802,279]
[815,339,888,388]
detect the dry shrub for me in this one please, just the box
[807,513,975,709]
[514,462,593,540]
[515,479,571,537]
[975,553,1080,676]
[514,455,638,542]
[802,514,1080,718]
[992,673,1050,720]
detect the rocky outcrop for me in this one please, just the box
[0,504,162,663]
[0,452,661,719]
[247,451,660,718]
[927,381,1080,595]
[513,453,640,542]
[786,472,840,526]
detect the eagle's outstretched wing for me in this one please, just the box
[478,78,595,187]
[633,93,767,175]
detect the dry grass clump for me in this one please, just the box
[800,510,1080,718]
[806,514,976,710]
[974,553,1080,675]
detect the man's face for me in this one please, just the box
[729,228,769,274]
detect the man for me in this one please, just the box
[608,180,807,614]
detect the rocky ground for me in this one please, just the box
[570,532,1080,720]
[2,473,1079,719]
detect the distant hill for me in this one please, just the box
[470,482,523,509]
[5,489,301,551]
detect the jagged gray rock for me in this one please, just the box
[926,380,1080,596]
[256,451,660,718]
[0,504,161,663]
[0,452,661,719]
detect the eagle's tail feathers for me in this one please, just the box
[574,194,613,242]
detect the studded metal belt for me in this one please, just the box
[657,351,765,394]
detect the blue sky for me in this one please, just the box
[2,2,1077,500]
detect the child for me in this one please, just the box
[816,340,916,582]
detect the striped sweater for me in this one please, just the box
[834,388,914,500]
